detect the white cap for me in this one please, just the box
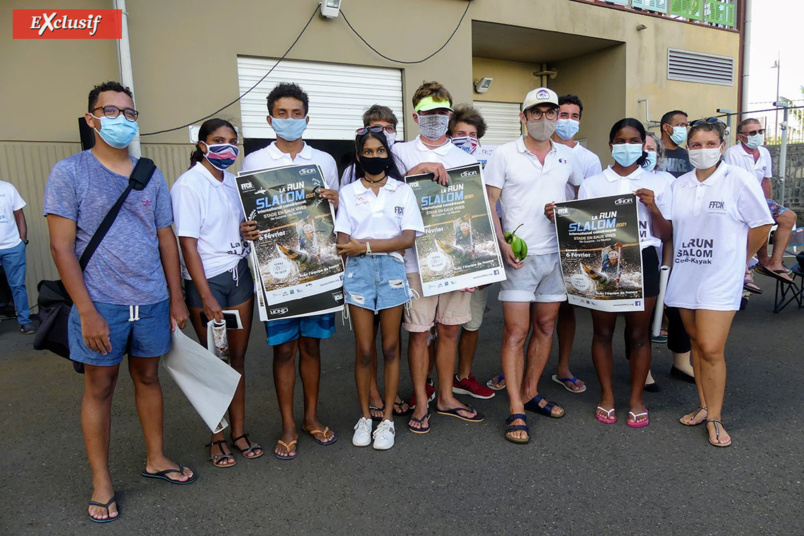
[522,87,559,112]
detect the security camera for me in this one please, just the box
[320,0,341,19]
[474,77,493,93]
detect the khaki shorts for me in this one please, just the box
[403,273,472,332]
[462,286,490,332]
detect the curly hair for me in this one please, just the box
[88,81,133,113]
[267,82,309,115]
[448,105,487,139]
[412,81,453,109]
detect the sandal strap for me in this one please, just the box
[89,495,117,511]
[205,439,227,448]
[506,424,529,433]
[597,406,615,417]
[505,413,527,424]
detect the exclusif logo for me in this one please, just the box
[13,10,123,39]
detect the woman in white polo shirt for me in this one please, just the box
[171,118,263,467]
[335,128,424,451]
[665,119,773,447]
[576,118,672,429]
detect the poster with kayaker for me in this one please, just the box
[554,193,644,312]
[406,163,506,297]
[236,164,344,315]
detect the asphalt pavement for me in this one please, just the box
[1,283,802,536]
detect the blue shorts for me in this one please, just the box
[264,313,336,346]
[184,258,254,309]
[344,254,410,312]
[68,299,171,366]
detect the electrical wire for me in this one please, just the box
[140,5,318,137]
[339,2,472,65]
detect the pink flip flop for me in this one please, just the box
[595,406,617,424]
[627,409,650,428]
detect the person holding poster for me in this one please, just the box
[393,81,484,433]
[666,119,773,447]
[171,118,263,467]
[335,128,423,449]
[485,87,582,444]
[572,118,672,428]
[240,83,339,460]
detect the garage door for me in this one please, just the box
[472,101,522,146]
[237,57,404,140]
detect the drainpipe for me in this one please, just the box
[740,0,752,118]
[115,0,140,158]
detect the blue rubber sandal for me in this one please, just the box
[504,413,529,444]
[524,394,565,418]
[88,495,119,523]
[551,374,587,393]
[141,464,198,485]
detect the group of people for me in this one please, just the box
[41,79,788,523]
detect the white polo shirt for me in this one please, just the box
[241,141,338,189]
[392,135,477,273]
[0,181,25,250]
[338,164,358,194]
[565,142,603,200]
[723,143,773,185]
[664,163,773,311]
[334,178,424,262]
[485,136,582,256]
[171,163,249,279]
[579,166,672,250]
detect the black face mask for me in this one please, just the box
[360,156,391,176]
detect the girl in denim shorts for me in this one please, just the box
[334,128,424,450]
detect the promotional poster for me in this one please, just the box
[554,193,644,312]
[406,163,506,297]
[236,164,344,320]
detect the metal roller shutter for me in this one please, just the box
[472,101,523,146]
[237,57,404,140]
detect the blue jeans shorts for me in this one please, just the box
[68,299,172,366]
[344,254,410,313]
[264,313,336,346]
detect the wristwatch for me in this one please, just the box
[365,242,372,255]
[22,239,29,245]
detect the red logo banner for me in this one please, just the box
[13,9,122,39]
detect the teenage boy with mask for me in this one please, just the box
[485,87,582,443]
[339,105,399,193]
[549,93,602,394]
[44,81,193,523]
[659,110,690,178]
[393,81,483,434]
[241,82,340,460]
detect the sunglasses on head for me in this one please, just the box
[692,117,722,127]
[355,125,395,135]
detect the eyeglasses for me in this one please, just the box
[741,128,765,136]
[356,125,395,135]
[525,108,558,120]
[692,117,721,127]
[92,105,139,122]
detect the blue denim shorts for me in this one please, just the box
[344,254,410,313]
[68,299,172,366]
[264,313,336,346]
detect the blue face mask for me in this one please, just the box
[670,126,687,146]
[92,114,138,149]
[271,117,307,142]
[642,150,658,172]
[611,143,644,167]
[555,119,580,141]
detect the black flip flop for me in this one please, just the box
[141,464,198,485]
[436,405,484,423]
[88,495,119,523]
[408,412,431,434]
[369,404,385,423]
[756,265,794,284]
[393,400,413,417]
[524,394,564,419]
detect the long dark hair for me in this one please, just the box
[189,118,237,169]
[609,118,648,167]
[354,130,403,181]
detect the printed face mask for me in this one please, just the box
[642,150,658,172]
[271,117,307,142]
[688,147,722,170]
[417,114,450,140]
[526,119,557,142]
[670,125,687,146]
[452,136,479,154]
[744,133,763,150]
[611,143,644,167]
[360,156,391,176]
[203,143,239,171]
[92,114,139,149]
[555,119,580,141]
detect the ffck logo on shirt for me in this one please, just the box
[13,10,122,39]
[708,200,726,213]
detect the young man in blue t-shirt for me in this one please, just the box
[44,82,193,523]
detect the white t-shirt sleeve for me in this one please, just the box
[321,159,338,191]
[586,152,603,178]
[737,176,774,228]
[577,181,589,200]
[483,147,506,190]
[9,184,25,211]
[761,147,773,179]
[655,180,672,220]
[568,151,584,187]
[401,186,425,236]
[722,146,740,167]
[171,181,203,239]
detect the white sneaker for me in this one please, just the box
[352,417,372,447]
[372,419,395,450]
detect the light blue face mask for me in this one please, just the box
[555,119,580,141]
[611,143,644,167]
[271,117,308,142]
[642,150,658,172]
[670,126,687,146]
[92,114,139,149]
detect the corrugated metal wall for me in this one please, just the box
[0,142,206,312]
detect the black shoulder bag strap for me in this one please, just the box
[78,157,157,271]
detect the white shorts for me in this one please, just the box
[499,253,567,303]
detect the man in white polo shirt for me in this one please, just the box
[241,82,340,460]
[485,87,582,443]
[724,117,797,284]
[0,179,35,334]
[393,81,483,433]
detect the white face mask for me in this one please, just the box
[417,114,450,140]
[689,147,722,170]
[743,133,763,150]
[384,131,396,148]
